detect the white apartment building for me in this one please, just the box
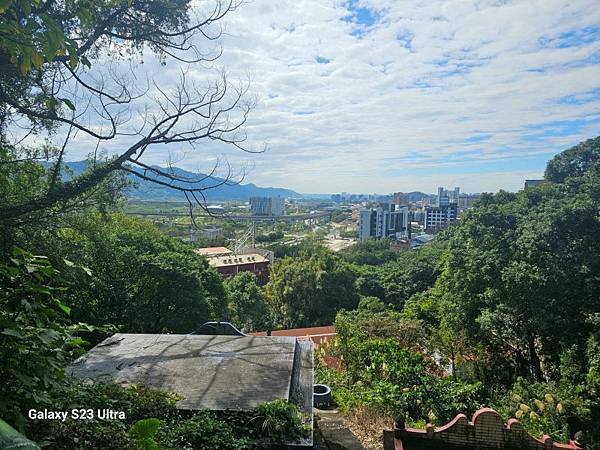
[359,203,409,241]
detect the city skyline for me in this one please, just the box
[54,0,600,193]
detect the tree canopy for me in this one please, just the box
[1,0,255,224]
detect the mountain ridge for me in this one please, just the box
[46,161,303,201]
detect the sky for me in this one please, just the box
[66,0,600,194]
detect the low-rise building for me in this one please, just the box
[69,333,314,447]
[196,247,270,283]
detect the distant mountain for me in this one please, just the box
[49,161,303,201]
[406,191,435,202]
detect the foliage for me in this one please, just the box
[267,238,328,259]
[418,175,600,383]
[0,0,192,124]
[165,411,248,450]
[335,297,426,355]
[253,399,307,443]
[225,271,269,332]
[27,382,178,449]
[265,250,359,328]
[0,248,85,428]
[316,336,484,426]
[493,378,591,442]
[255,230,284,243]
[0,150,126,252]
[545,136,600,183]
[27,382,307,449]
[352,241,445,309]
[45,212,228,333]
[340,238,399,266]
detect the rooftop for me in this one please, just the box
[68,333,312,414]
[195,246,232,256]
[208,253,269,267]
[250,326,336,345]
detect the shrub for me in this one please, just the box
[493,378,590,442]
[253,399,307,442]
[0,249,85,428]
[165,411,248,450]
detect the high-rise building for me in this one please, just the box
[424,203,457,231]
[249,197,285,216]
[458,194,480,211]
[435,186,460,206]
[359,203,409,241]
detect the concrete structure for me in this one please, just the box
[424,203,457,232]
[458,194,480,212]
[250,326,336,346]
[69,334,310,410]
[207,253,270,283]
[384,408,584,450]
[206,205,225,215]
[411,234,435,249]
[200,227,223,240]
[435,186,460,206]
[359,203,409,241]
[249,196,285,216]
[196,247,271,283]
[196,246,232,257]
[69,333,313,446]
[525,179,545,190]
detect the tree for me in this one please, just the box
[0,248,85,426]
[44,212,228,333]
[545,136,600,183]
[225,271,269,332]
[340,238,399,266]
[1,0,259,224]
[418,138,600,383]
[352,241,445,310]
[265,251,359,328]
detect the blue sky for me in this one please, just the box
[51,0,600,193]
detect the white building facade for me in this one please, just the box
[359,203,409,241]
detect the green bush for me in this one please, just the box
[0,249,85,428]
[164,411,248,450]
[316,337,484,426]
[253,399,307,442]
[27,382,308,449]
[493,378,593,443]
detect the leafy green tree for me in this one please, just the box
[352,241,445,310]
[335,298,426,357]
[265,251,359,328]
[0,248,85,427]
[545,136,600,183]
[225,271,269,332]
[417,138,600,384]
[340,238,400,266]
[45,212,228,333]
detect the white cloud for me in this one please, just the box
[58,0,600,193]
